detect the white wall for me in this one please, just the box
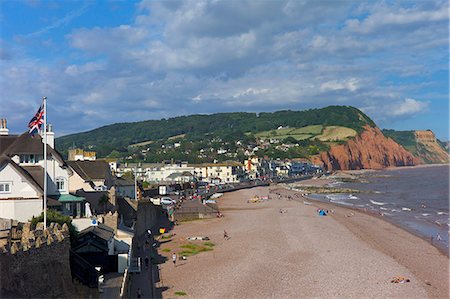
[69,170,94,192]
[146,164,194,182]
[0,163,41,199]
[0,199,42,222]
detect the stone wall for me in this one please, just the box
[0,222,81,298]
[103,211,118,234]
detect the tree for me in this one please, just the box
[99,193,109,213]
[282,136,297,144]
[31,209,77,244]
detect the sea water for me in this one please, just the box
[309,165,450,253]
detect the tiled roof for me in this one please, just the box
[114,177,134,186]
[67,160,110,181]
[78,222,114,241]
[22,166,45,191]
[0,135,18,155]
[0,132,66,166]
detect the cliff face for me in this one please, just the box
[414,130,449,164]
[313,126,419,170]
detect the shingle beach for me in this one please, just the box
[157,184,449,298]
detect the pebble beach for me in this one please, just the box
[157,184,449,298]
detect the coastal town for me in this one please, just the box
[0,120,322,298]
[1,1,449,298]
[1,114,449,298]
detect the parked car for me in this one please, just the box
[160,197,176,205]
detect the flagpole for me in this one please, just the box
[134,166,138,200]
[43,96,47,229]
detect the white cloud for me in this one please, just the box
[388,98,429,117]
[25,3,92,37]
[346,2,448,34]
[321,78,360,92]
[1,0,448,137]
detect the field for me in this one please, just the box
[255,125,323,140]
[313,126,357,141]
[128,140,154,148]
[255,125,356,142]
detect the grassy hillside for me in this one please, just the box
[56,106,375,160]
[382,129,417,154]
[383,129,449,163]
[254,125,357,142]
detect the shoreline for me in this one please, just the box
[299,192,449,257]
[287,169,449,256]
[273,185,449,298]
[158,185,448,298]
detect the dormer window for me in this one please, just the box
[19,154,41,164]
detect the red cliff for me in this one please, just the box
[312,126,419,170]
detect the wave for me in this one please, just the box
[402,207,412,211]
[370,199,386,206]
[421,213,430,216]
[437,211,448,215]
[329,200,354,207]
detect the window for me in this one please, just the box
[56,178,66,191]
[0,182,11,193]
[19,154,41,164]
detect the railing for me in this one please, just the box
[119,268,129,298]
[128,257,141,273]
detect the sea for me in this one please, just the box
[306,165,450,253]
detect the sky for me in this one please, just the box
[0,0,448,140]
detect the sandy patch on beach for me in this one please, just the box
[157,186,448,298]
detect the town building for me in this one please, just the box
[193,162,243,183]
[0,120,85,221]
[67,160,114,192]
[68,148,96,161]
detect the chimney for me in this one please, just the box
[43,124,55,148]
[0,119,9,136]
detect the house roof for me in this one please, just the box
[50,193,85,202]
[0,132,67,167]
[114,177,134,187]
[67,160,110,181]
[166,171,194,179]
[22,166,45,190]
[78,222,114,241]
[0,135,19,155]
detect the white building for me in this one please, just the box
[145,162,195,183]
[0,120,85,222]
[193,162,243,183]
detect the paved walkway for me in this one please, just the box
[100,272,123,299]
[129,202,172,299]
[129,240,154,299]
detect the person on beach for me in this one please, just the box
[224,230,229,240]
[172,253,177,266]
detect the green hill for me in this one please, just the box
[56,106,375,161]
[383,129,449,164]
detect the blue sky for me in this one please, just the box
[0,0,448,140]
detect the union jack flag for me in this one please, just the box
[28,100,45,137]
